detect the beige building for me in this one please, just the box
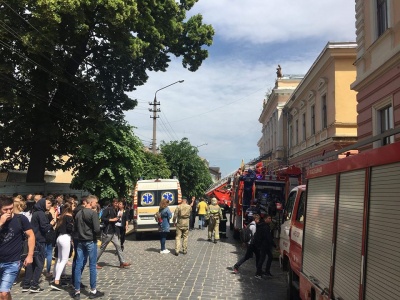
[285,42,358,173]
[351,0,400,148]
[258,75,303,170]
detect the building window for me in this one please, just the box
[295,119,299,145]
[379,105,394,145]
[289,125,293,149]
[311,105,315,135]
[377,0,388,37]
[302,113,306,141]
[321,95,327,129]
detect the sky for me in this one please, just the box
[125,0,356,177]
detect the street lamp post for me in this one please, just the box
[150,80,184,154]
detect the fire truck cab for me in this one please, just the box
[282,141,400,300]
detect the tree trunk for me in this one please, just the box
[26,141,50,183]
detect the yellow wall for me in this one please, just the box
[334,58,358,128]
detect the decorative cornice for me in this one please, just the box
[318,77,328,91]
[308,90,316,101]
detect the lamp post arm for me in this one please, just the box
[154,80,184,100]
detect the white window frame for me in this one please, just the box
[372,96,394,148]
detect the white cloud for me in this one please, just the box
[192,0,356,44]
[125,0,356,177]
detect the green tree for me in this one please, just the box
[0,0,214,182]
[70,122,144,200]
[160,138,212,197]
[140,151,171,181]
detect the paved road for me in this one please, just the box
[12,224,287,300]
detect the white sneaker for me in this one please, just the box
[160,249,170,254]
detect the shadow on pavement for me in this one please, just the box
[144,247,160,253]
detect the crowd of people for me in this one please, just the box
[1,192,275,300]
[0,193,132,300]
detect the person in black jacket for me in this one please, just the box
[233,214,260,274]
[70,198,86,289]
[115,200,129,251]
[254,215,275,278]
[96,199,131,269]
[22,198,55,293]
[189,196,197,231]
[219,200,230,238]
[73,195,103,299]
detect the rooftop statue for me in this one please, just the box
[276,65,283,78]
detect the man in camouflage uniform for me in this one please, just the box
[207,198,223,243]
[173,197,192,256]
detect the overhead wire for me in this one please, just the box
[160,111,179,140]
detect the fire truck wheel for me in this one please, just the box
[286,268,299,300]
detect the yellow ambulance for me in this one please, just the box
[132,178,182,238]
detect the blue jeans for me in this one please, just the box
[71,238,86,285]
[159,232,168,251]
[45,243,53,274]
[0,261,20,293]
[198,215,205,229]
[74,241,97,292]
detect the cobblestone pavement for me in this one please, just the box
[12,223,287,300]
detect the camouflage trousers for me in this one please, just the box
[175,226,189,253]
[208,217,220,241]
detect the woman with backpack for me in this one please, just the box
[50,202,74,291]
[158,198,172,254]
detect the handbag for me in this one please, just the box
[45,228,57,245]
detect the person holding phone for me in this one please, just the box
[0,195,35,300]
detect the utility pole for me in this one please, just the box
[149,80,184,154]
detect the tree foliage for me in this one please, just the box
[70,121,144,200]
[0,0,214,182]
[160,138,212,198]
[140,151,171,181]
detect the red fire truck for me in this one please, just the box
[230,161,302,239]
[280,138,400,300]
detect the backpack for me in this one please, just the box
[154,211,162,224]
[99,207,107,229]
[240,224,253,244]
